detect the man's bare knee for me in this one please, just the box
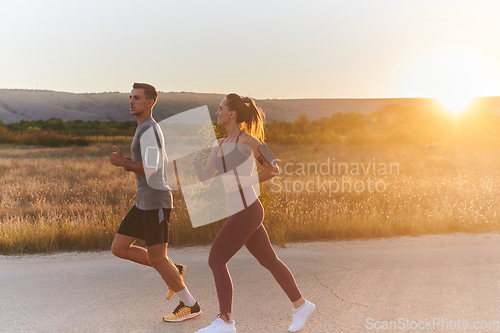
[111,234,136,259]
[111,243,125,258]
[147,255,160,269]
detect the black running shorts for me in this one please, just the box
[117,205,171,246]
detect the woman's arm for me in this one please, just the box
[222,135,280,192]
[247,134,279,181]
[192,140,221,185]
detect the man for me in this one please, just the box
[110,82,201,322]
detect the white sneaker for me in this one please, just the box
[195,317,236,333]
[288,300,315,332]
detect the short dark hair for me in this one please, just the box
[133,82,158,103]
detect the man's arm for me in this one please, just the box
[110,145,145,175]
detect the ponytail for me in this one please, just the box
[225,93,265,142]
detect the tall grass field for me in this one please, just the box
[1,143,500,254]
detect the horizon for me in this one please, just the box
[1,88,499,101]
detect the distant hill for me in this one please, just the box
[1,89,499,124]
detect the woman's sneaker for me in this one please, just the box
[288,300,315,332]
[166,264,188,300]
[163,301,201,322]
[195,317,236,333]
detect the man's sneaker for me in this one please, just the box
[163,301,201,322]
[166,264,188,300]
[195,317,236,333]
[288,300,315,332]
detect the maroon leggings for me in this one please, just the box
[208,199,302,315]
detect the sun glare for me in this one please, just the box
[395,45,500,115]
[438,94,475,115]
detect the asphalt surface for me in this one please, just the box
[1,233,500,333]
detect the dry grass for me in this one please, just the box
[266,144,500,244]
[1,143,500,254]
[0,145,135,253]
[0,144,227,254]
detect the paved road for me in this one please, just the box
[1,233,500,333]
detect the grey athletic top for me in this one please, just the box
[131,116,173,210]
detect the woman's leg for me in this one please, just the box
[244,223,303,303]
[208,200,264,321]
[245,220,315,332]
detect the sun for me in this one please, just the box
[437,94,475,115]
[394,45,500,115]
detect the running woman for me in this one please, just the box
[192,94,315,332]
[110,83,201,322]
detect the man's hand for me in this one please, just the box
[123,157,133,171]
[110,145,125,167]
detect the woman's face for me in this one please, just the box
[215,99,234,127]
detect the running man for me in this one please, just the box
[110,82,201,322]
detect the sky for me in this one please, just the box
[2,0,500,100]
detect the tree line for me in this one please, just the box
[5,118,138,136]
[1,104,499,147]
[266,104,500,146]
[0,118,138,146]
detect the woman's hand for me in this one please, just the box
[192,152,203,166]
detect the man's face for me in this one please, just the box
[129,88,152,116]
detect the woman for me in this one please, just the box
[192,94,315,333]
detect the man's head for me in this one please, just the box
[129,82,158,118]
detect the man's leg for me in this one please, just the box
[140,209,200,322]
[111,233,151,267]
[146,242,184,291]
[112,205,151,266]
[148,242,201,322]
